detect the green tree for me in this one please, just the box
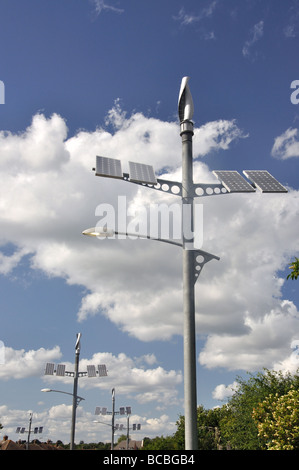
[287,257,299,280]
[142,435,178,450]
[252,388,299,450]
[220,369,299,450]
[174,406,228,450]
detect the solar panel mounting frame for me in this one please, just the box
[95,155,123,179]
[129,161,157,185]
[213,170,255,193]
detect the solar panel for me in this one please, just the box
[56,364,66,377]
[95,156,123,179]
[243,170,288,193]
[98,364,108,377]
[45,363,55,375]
[129,161,157,185]
[213,171,255,193]
[87,365,97,377]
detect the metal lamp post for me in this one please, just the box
[16,412,43,450]
[83,77,288,449]
[94,389,132,450]
[44,333,107,449]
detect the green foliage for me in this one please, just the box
[252,388,299,450]
[142,435,180,450]
[219,369,299,450]
[287,257,299,280]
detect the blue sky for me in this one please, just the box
[0,0,299,445]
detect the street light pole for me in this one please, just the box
[111,388,116,450]
[70,333,81,450]
[84,76,288,450]
[180,97,198,448]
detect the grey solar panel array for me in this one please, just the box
[95,155,157,185]
[129,161,157,185]
[45,362,55,375]
[213,170,255,193]
[96,156,123,179]
[56,364,66,377]
[243,170,288,193]
[98,364,108,376]
[87,365,97,377]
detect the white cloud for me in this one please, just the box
[271,127,299,159]
[173,1,218,27]
[212,381,239,401]
[0,404,174,443]
[0,104,298,375]
[0,346,61,380]
[91,0,124,16]
[0,345,181,406]
[242,20,264,58]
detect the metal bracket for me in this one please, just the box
[193,249,220,284]
[121,175,227,198]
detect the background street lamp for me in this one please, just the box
[41,388,85,405]
[84,77,288,449]
[16,412,43,450]
[44,333,107,450]
[94,388,132,450]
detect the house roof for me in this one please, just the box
[114,439,143,450]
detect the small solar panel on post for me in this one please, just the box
[43,334,107,449]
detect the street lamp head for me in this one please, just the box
[178,76,194,123]
[82,227,115,238]
[41,388,51,392]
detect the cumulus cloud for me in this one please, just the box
[271,127,299,159]
[212,381,239,401]
[0,103,298,377]
[0,346,61,380]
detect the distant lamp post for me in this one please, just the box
[94,388,133,450]
[16,412,43,450]
[44,333,107,450]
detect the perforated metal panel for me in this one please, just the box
[243,170,287,193]
[129,161,157,185]
[213,171,255,193]
[96,156,123,179]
